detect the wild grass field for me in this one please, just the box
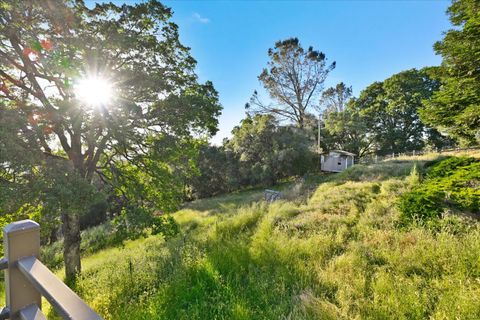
[44,153,480,319]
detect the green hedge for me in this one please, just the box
[399,157,480,225]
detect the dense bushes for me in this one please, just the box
[398,189,445,223]
[399,157,480,225]
[425,156,478,179]
[188,145,241,198]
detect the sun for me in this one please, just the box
[75,76,114,107]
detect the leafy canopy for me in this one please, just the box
[0,0,221,278]
[420,0,480,145]
[354,69,451,155]
[226,114,315,186]
[0,0,221,212]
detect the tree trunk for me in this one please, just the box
[298,110,305,129]
[48,227,57,245]
[61,211,81,282]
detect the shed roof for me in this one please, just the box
[327,150,356,157]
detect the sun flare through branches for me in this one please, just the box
[75,76,114,107]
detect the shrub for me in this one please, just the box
[80,223,120,254]
[398,188,444,225]
[426,156,478,179]
[41,239,64,269]
[399,157,480,225]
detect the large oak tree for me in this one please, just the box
[0,0,221,279]
[420,0,480,145]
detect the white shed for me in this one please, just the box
[321,150,355,173]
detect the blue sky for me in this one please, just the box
[100,0,452,144]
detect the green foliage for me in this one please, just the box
[398,188,444,224]
[0,0,221,278]
[356,69,452,155]
[426,156,478,179]
[80,200,108,230]
[40,164,103,216]
[188,145,241,199]
[79,223,119,256]
[0,203,59,256]
[399,157,480,225]
[406,164,421,186]
[112,206,179,241]
[420,0,480,144]
[322,101,373,157]
[112,206,154,240]
[225,114,316,187]
[111,136,204,209]
[151,215,179,239]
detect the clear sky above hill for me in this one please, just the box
[92,0,452,144]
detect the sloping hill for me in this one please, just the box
[49,154,480,319]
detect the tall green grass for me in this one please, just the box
[42,156,480,319]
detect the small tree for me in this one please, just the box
[247,38,335,128]
[188,145,240,199]
[226,114,315,186]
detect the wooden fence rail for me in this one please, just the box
[0,220,101,320]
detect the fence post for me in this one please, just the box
[4,220,42,319]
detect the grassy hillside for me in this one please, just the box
[47,154,480,319]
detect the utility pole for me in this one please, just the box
[317,113,321,153]
[318,113,322,170]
